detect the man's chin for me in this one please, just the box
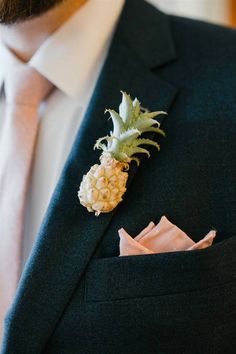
[0,0,64,25]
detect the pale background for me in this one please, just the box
[147,0,235,27]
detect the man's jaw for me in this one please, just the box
[0,0,64,25]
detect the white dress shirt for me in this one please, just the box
[0,0,125,270]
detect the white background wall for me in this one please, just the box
[147,0,229,26]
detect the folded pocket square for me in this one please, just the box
[119,216,216,256]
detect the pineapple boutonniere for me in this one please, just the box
[78,91,167,216]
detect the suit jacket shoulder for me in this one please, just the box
[147,10,235,92]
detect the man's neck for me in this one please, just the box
[0,0,87,62]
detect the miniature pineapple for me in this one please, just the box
[78,91,166,216]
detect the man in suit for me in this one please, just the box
[0,0,235,352]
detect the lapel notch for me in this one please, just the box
[119,0,177,69]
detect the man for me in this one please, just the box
[0,0,235,352]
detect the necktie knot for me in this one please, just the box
[4,64,53,106]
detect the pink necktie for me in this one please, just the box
[0,64,53,344]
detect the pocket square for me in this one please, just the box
[119,216,216,256]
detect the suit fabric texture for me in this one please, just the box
[1,0,236,353]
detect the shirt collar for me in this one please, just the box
[0,40,22,87]
[0,0,125,100]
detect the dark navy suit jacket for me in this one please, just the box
[2,0,236,353]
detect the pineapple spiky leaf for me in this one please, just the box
[119,91,134,125]
[94,91,166,164]
[94,135,112,151]
[138,111,166,120]
[105,109,125,136]
[130,156,141,166]
[133,98,141,117]
[127,146,151,158]
[133,138,160,151]
[119,129,141,143]
[133,118,160,131]
[142,126,166,136]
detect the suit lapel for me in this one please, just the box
[2,1,178,351]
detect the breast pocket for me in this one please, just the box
[85,236,236,302]
[62,237,236,354]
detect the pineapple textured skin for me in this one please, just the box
[78,155,128,216]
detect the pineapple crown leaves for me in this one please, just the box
[94,91,167,165]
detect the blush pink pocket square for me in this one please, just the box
[119,216,216,256]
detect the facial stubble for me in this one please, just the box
[0,0,64,24]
